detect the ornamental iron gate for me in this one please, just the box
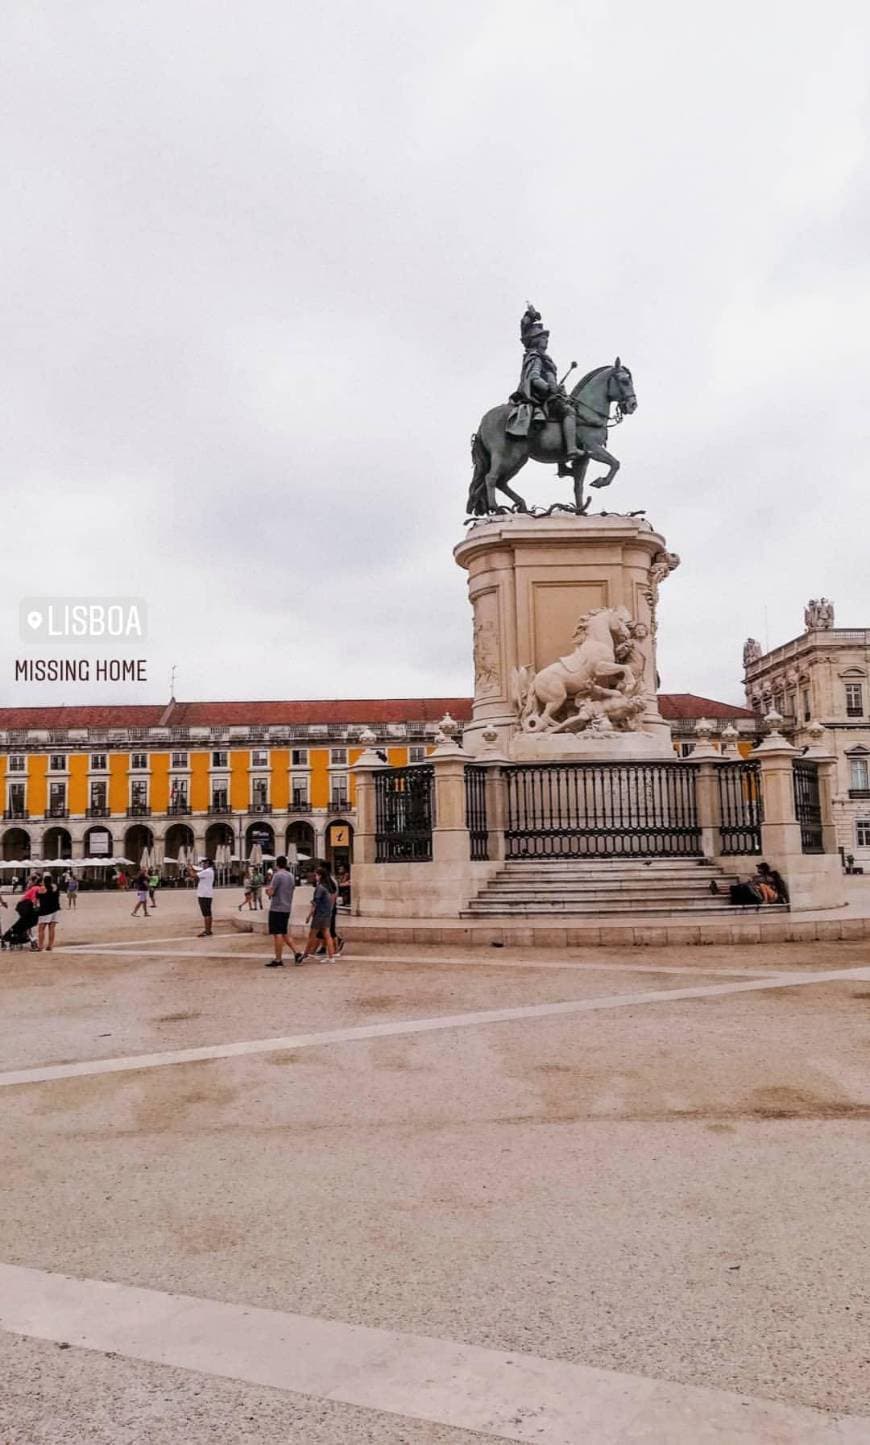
[792,759,823,854]
[464,764,489,861]
[717,760,763,855]
[374,765,434,862]
[504,761,701,859]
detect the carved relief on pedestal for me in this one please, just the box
[643,549,680,636]
[471,590,502,699]
[511,604,651,737]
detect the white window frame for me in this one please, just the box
[408,745,426,763]
[251,776,270,806]
[850,757,870,791]
[291,748,308,767]
[251,748,269,769]
[845,683,864,718]
[212,750,228,769]
[8,755,25,772]
[49,754,66,773]
[856,819,870,849]
[170,751,188,769]
[130,752,148,770]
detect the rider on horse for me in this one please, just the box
[507,305,581,469]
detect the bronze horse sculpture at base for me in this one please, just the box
[467,361,637,517]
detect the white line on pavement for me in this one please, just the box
[1,966,868,1090]
[47,944,769,976]
[0,1263,863,1444]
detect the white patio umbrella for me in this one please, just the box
[248,841,263,866]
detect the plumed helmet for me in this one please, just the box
[520,303,548,346]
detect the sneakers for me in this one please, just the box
[265,959,284,968]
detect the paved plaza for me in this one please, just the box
[1,890,869,1442]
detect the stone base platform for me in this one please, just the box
[233,907,870,950]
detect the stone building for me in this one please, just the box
[743,598,870,859]
[0,692,751,867]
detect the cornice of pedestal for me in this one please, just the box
[454,512,667,568]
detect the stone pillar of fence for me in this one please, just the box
[684,719,722,859]
[751,715,845,910]
[429,736,472,866]
[349,741,384,867]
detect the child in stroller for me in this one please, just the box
[1,885,39,950]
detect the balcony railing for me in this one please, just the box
[289,801,311,812]
[167,802,192,815]
[86,805,110,817]
[46,806,69,819]
[3,806,27,820]
[210,801,231,815]
[127,804,151,817]
[849,788,870,799]
[249,802,272,814]
[329,797,350,812]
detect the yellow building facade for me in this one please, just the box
[0,699,459,868]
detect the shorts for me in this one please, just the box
[39,911,60,926]
[136,890,148,903]
[311,914,332,936]
[197,897,213,918]
[268,910,290,936]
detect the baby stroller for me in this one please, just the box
[1,898,39,950]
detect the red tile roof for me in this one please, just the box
[658,694,753,721]
[0,698,474,729]
[0,694,751,730]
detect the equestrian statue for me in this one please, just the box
[467,304,637,517]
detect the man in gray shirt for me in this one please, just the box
[264,855,301,967]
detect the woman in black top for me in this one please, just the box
[36,874,61,952]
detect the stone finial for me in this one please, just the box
[803,719,831,758]
[436,711,459,741]
[358,727,377,747]
[720,723,741,758]
[691,716,719,758]
[751,707,797,755]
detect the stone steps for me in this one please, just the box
[463,858,779,918]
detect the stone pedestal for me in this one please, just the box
[454,513,676,758]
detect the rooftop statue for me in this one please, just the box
[804,598,834,631]
[467,304,637,517]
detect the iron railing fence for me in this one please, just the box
[374,765,434,863]
[464,764,489,861]
[504,761,701,859]
[793,760,823,853]
[717,760,763,855]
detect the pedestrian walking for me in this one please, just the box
[264,855,301,967]
[131,870,150,917]
[250,865,264,909]
[299,865,340,963]
[36,873,61,951]
[188,857,215,936]
[237,870,255,910]
[148,869,160,907]
[66,873,79,909]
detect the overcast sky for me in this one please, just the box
[2,0,868,710]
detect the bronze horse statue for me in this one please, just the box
[467,360,637,516]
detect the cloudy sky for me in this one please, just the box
[3,0,868,710]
